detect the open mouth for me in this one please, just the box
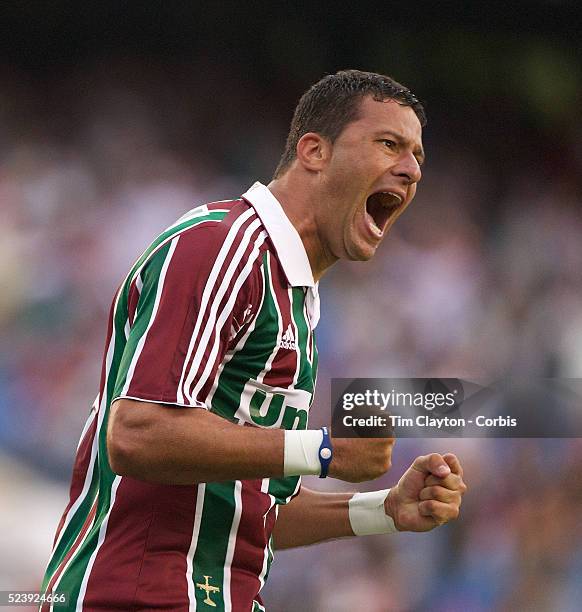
[365,192,403,236]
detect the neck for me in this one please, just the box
[268,173,338,281]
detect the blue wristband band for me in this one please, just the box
[318,427,333,478]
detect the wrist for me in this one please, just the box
[317,427,333,478]
[348,489,397,536]
[384,487,396,521]
[283,430,324,477]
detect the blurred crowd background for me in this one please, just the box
[1,3,582,611]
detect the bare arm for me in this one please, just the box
[272,487,355,549]
[107,398,285,484]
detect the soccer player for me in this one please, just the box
[41,70,467,611]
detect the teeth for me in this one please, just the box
[380,192,403,207]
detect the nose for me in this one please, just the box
[392,152,422,185]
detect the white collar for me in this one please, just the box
[242,181,315,288]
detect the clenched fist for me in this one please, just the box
[385,453,467,532]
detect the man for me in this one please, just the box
[41,70,467,611]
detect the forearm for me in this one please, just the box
[272,487,355,549]
[108,399,284,484]
[107,398,398,487]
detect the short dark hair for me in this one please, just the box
[273,69,426,179]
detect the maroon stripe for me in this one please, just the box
[262,253,297,388]
[41,499,98,611]
[127,275,141,327]
[230,481,274,609]
[82,478,198,611]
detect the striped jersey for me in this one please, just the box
[41,182,320,611]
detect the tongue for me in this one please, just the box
[365,210,382,235]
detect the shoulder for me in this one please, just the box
[143,198,270,295]
[138,198,267,269]
[172,198,267,255]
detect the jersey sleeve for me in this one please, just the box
[112,221,266,408]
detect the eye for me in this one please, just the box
[380,139,396,149]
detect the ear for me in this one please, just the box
[296,132,332,172]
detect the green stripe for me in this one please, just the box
[290,287,313,394]
[112,241,171,398]
[267,475,300,505]
[192,482,236,610]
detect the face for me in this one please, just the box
[317,95,424,262]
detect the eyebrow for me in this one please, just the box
[376,129,426,166]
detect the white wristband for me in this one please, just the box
[349,489,397,536]
[283,430,324,476]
